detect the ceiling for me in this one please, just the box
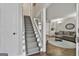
[46,3,76,22]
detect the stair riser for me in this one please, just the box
[25,26,32,28]
[26,37,35,39]
[27,39,36,42]
[25,24,31,25]
[26,33,34,35]
[27,45,37,49]
[25,28,33,30]
[25,22,31,24]
[26,25,32,27]
[26,36,35,38]
[25,29,33,31]
[25,32,34,34]
[25,30,33,32]
[27,47,39,54]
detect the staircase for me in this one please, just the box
[24,16,40,55]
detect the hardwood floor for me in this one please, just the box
[30,52,47,56]
[29,42,76,56]
[47,43,76,56]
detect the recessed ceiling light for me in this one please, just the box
[57,21,62,24]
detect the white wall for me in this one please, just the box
[32,3,50,17]
[0,4,23,56]
[18,4,23,55]
[78,4,79,37]
[46,22,50,34]
[46,17,76,36]
[46,3,76,35]
[23,3,31,16]
[55,17,76,32]
[33,3,44,17]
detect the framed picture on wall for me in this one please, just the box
[65,23,75,30]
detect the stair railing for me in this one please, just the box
[30,17,42,52]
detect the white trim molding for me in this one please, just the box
[42,8,46,52]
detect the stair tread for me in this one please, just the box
[27,47,39,54]
[27,41,37,49]
[27,49,39,55]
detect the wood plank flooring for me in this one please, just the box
[47,43,76,56]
